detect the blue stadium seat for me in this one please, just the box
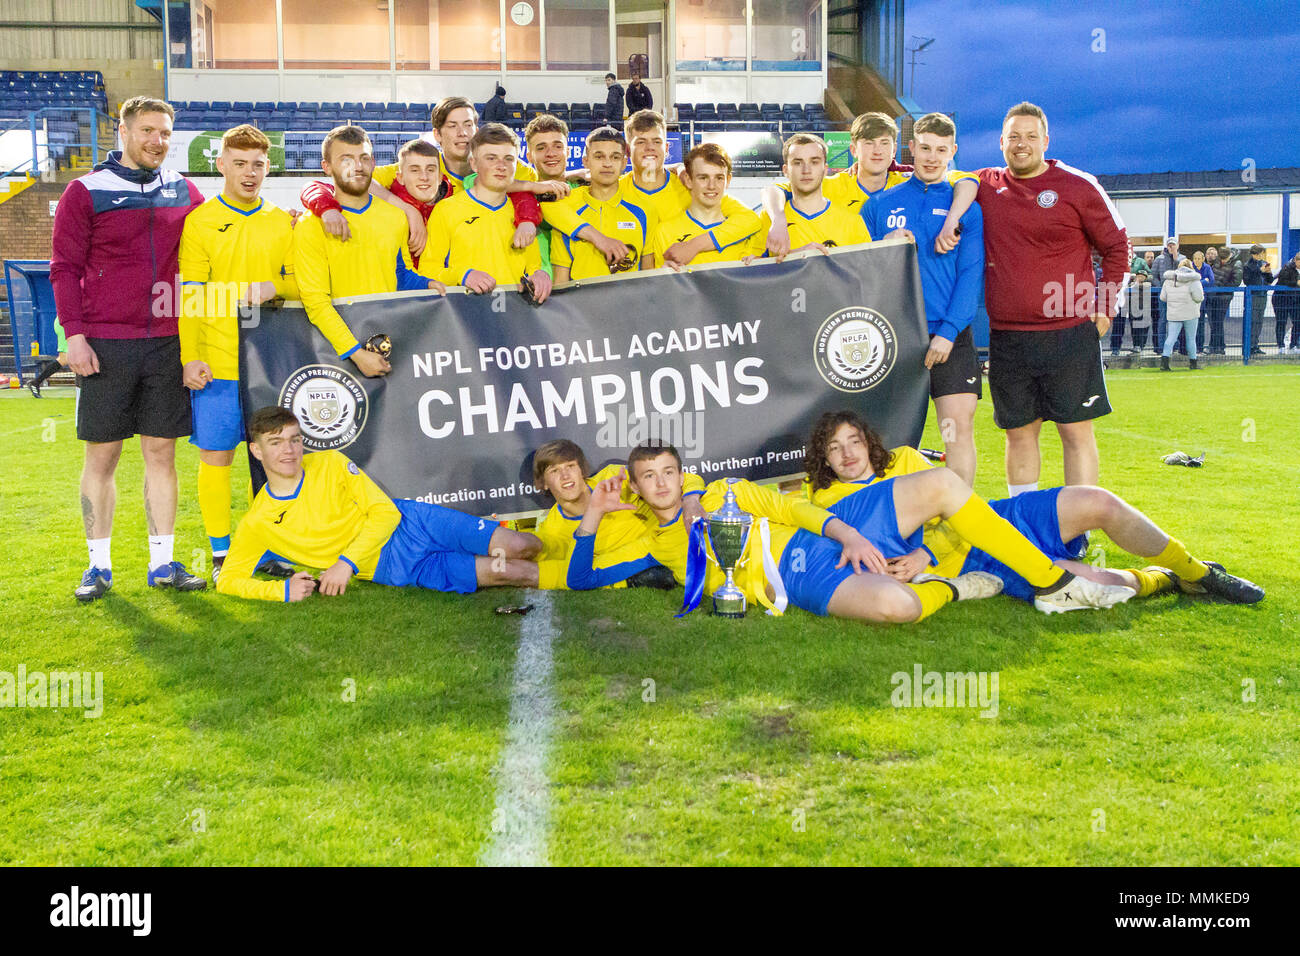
[209,101,231,111]
[363,101,385,112]
[231,101,253,111]
[319,102,341,112]
[253,101,275,111]
[342,101,363,112]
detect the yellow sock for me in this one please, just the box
[946,494,1063,589]
[1127,567,1177,597]
[906,580,954,621]
[196,461,232,548]
[1153,537,1208,582]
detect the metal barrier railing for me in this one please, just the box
[1105,284,1298,364]
[0,106,115,176]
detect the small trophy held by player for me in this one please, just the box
[705,479,753,618]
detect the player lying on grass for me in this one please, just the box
[742,133,871,259]
[804,410,1264,605]
[545,127,658,283]
[422,123,553,302]
[563,443,1128,623]
[216,406,543,601]
[650,144,761,269]
[180,123,299,584]
[532,438,686,589]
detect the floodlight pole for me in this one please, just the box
[907,36,935,98]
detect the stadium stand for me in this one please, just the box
[0,94,848,173]
[236,99,831,166]
[0,71,113,172]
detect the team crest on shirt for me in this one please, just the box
[813,307,898,392]
[279,364,368,450]
[1036,190,1059,208]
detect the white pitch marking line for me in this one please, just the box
[480,589,556,867]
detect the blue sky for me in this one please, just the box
[904,0,1300,174]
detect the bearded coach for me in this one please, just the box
[977,102,1130,496]
[51,95,207,601]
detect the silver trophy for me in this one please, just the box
[705,479,754,618]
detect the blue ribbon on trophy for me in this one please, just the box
[676,517,708,618]
[675,479,754,618]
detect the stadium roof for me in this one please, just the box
[1096,167,1300,197]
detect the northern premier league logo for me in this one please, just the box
[813,307,898,392]
[279,364,368,450]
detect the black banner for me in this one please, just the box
[239,241,930,517]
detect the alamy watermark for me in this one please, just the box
[594,402,704,459]
[152,275,267,327]
[891,664,999,718]
[1,666,103,718]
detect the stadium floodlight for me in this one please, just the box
[907,36,936,97]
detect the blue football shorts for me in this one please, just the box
[372,499,498,594]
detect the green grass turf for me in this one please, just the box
[1,365,1298,865]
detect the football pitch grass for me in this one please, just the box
[1,364,1297,866]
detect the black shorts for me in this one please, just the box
[929,326,982,399]
[987,322,1110,430]
[75,335,192,443]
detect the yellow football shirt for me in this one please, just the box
[179,194,297,380]
[650,208,759,266]
[785,167,979,212]
[804,446,967,573]
[292,196,416,356]
[375,153,473,191]
[643,479,834,607]
[619,169,760,250]
[216,450,401,602]
[422,188,542,286]
[535,463,704,561]
[546,186,657,280]
[746,197,872,256]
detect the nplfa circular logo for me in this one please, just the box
[814,307,898,392]
[1036,189,1059,208]
[279,364,368,450]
